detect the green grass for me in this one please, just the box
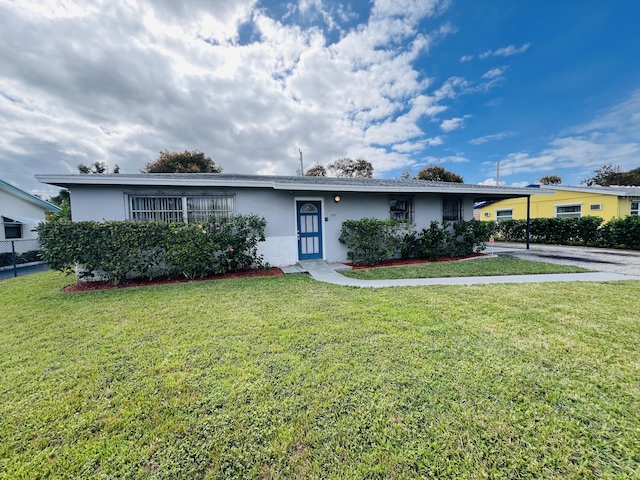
[1,271,639,479]
[341,256,589,280]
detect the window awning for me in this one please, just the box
[2,215,43,225]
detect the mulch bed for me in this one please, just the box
[345,253,487,270]
[63,267,284,292]
[63,253,488,291]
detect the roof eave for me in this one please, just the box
[35,174,550,196]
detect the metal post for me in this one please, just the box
[299,149,304,176]
[526,196,531,250]
[11,240,17,277]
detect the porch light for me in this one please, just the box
[334,195,341,203]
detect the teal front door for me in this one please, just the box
[297,201,323,260]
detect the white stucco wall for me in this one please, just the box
[67,186,479,267]
[0,190,49,241]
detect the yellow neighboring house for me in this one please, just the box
[477,185,640,222]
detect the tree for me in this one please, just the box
[582,164,623,186]
[615,167,640,186]
[327,158,373,178]
[396,168,415,181]
[538,174,562,185]
[48,188,70,206]
[78,162,109,174]
[47,189,71,221]
[141,150,222,173]
[417,165,464,183]
[305,164,327,177]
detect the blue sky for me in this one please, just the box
[1,0,639,196]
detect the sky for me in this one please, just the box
[2,0,640,198]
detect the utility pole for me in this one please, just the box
[299,149,304,176]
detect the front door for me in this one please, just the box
[297,201,323,260]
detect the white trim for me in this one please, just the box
[294,196,325,261]
[494,208,514,221]
[554,202,582,218]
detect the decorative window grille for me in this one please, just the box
[129,195,234,223]
[187,196,235,223]
[442,195,463,222]
[555,204,582,218]
[389,195,414,222]
[495,209,513,221]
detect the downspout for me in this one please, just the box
[526,195,531,250]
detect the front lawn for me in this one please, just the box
[341,256,589,280]
[1,272,639,478]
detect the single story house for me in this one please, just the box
[477,185,640,222]
[36,173,545,266]
[1,179,62,241]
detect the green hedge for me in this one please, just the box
[494,215,640,249]
[339,219,495,265]
[37,215,267,284]
[339,218,406,265]
[0,250,42,268]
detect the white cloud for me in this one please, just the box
[440,115,472,132]
[468,131,515,145]
[422,155,469,164]
[478,178,501,186]
[460,55,473,62]
[481,67,506,79]
[0,0,479,194]
[491,91,640,184]
[479,43,530,59]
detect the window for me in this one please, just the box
[2,217,22,239]
[590,204,602,211]
[389,195,414,222]
[129,195,235,223]
[631,201,639,216]
[442,195,463,222]
[495,209,513,221]
[555,204,582,218]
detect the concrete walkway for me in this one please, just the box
[284,256,640,288]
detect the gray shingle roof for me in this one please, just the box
[35,173,545,197]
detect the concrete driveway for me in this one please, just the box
[492,242,640,276]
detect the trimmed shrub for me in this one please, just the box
[450,219,496,257]
[37,215,267,284]
[339,218,405,265]
[166,215,267,279]
[495,219,527,242]
[605,215,640,249]
[340,219,495,265]
[416,221,451,260]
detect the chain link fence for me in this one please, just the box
[0,239,46,280]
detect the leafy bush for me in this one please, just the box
[37,215,267,284]
[339,218,405,265]
[492,214,640,249]
[450,219,496,256]
[341,219,494,265]
[166,215,267,279]
[495,219,527,242]
[575,216,605,245]
[605,215,640,249]
[0,250,42,267]
[416,221,451,260]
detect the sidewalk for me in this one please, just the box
[286,258,640,288]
